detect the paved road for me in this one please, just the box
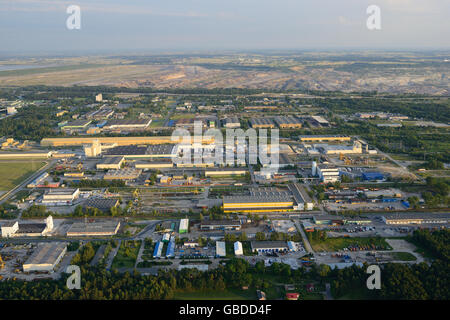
[106,240,121,270]
[294,219,315,254]
[90,244,106,266]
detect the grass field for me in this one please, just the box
[111,240,141,269]
[0,161,46,191]
[310,237,392,252]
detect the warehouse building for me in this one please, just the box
[381,213,450,225]
[145,145,175,157]
[216,241,226,257]
[250,241,289,253]
[299,135,351,143]
[200,220,241,231]
[362,172,385,181]
[103,145,174,159]
[313,215,344,225]
[273,116,302,129]
[66,220,121,236]
[96,156,125,170]
[309,116,329,127]
[205,168,248,177]
[223,189,294,213]
[42,188,80,205]
[134,159,174,169]
[249,118,275,129]
[103,145,148,158]
[87,108,114,120]
[317,165,340,183]
[82,198,120,211]
[104,168,142,180]
[288,183,314,211]
[153,241,163,258]
[234,241,243,256]
[61,119,92,131]
[27,172,49,188]
[222,195,294,213]
[179,219,189,234]
[166,238,175,258]
[1,221,18,237]
[103,119,152,131]
[4,216,54,237]
[41,136,215,147]
[23,242,67,273]
[317,141,363,155]
[222,117,240,128]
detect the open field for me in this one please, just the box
[1,53,448,95]
[310,237,392,252]
[0,161,46,191]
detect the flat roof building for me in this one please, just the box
[299,135,351,142]
[66,220,121,236]
[222,117,240,129]
[309,116,329,127]
[1,221,18,238]
[41,136,215,147]
[134,159,174,169]
[205,168,247,177]
[250,241,289,253]
[96,156,125,170]
[317,165,340,183]
[250,118,275,129]
[42,188,80,205]
[104,168,142,180]
[223,188,294,213]
[382,213,450,225]
[273,116,302,129]
[179,219,189,234]
[61,119,92,130]
[82,198,120,211]
[216,241,226,257]
[288,183,314,211]
[23,242,67,272]
[234,241,243,256]
[103,119,152,130]
[200,220,241,231]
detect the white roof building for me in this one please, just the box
[234,241,243,256]
[216,241,226,257]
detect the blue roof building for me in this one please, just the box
[362,172,384,181]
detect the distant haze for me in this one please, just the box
[0,0,449,54]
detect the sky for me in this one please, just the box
[0,0,449,54]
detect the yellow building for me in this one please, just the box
[41,136,215,147]
[223,196,294,213]
[299,135,351,142]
